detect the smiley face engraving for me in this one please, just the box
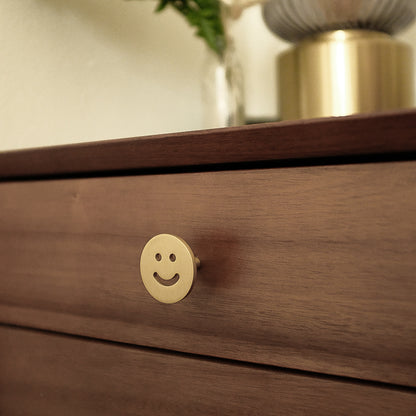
[140,234,197,304]
[152,251,180,285]
[153,271,180,286]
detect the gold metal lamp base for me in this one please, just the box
[279,30,414,120]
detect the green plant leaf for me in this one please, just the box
[155,0,169,12]
[125,0,226,56]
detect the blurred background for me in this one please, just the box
[1,0,416,150]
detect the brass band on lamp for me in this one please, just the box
[278,30,414,120]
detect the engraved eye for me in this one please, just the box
[169,253,176,262]
[155,253,162,261]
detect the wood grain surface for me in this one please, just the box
[0,109,415,179]
[0,162,415,386]
[1,326,415,416]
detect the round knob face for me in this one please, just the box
[140,234,197,304]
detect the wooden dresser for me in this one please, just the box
[1,110,416,415]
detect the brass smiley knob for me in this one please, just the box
[139,234,200,304]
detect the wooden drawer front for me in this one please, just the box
[0,162,415,386]
[1,326,415,416]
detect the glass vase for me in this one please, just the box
[201,35,245,128]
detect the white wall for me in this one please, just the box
[1,0,415,150]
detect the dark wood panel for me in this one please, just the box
[0,109,416,179]
[1,326,415,416]
[0,162,415,386]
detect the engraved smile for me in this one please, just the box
[153,272,180,286]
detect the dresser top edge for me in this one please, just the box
[1,109,416,180]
